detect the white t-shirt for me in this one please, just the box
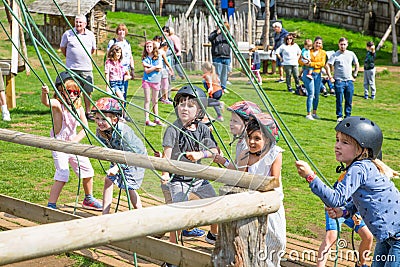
[276,43,301,66]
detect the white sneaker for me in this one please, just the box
[305,115,314,120]
[337,117,343,122]
[2,111,11,121]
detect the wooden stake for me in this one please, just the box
[0,129,278,192]
[377,9,400,51]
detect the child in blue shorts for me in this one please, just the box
[296,117,400,267]
[318,208,373,266]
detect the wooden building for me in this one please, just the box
[27,0,113,45]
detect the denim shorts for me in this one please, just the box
[109,80,125,95]
[325,211,366,233]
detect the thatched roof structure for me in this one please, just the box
[28,0,112,16]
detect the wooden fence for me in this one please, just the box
[0,128,281,266]
[167,10,259,70]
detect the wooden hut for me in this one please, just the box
[27,0,113,45]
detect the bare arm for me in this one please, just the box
[60,47,66,57]
[161,147,172,183]
[41,85,59,108]
[71,107,89,143]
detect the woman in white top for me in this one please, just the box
[276,33,301,93]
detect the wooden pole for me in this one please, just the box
[0,129,278,192]
[0,190,280,265]
[77,0,80,15]
[390,0,398,63]
[212,186,273,266]
[377,9,400,51]
[185,0,197,18]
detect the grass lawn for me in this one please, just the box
[0,9,399,265]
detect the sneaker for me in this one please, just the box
[305,115,315,120]
[371,95,375,100]
[85,113,95,121]
[82,198,103,211]
[223,88,229,94]
[182,228,205,239]
[306,74,313,80]
[205,231,217,245]
[312,114,320,119]
[330,89,335,95]
[364,95,369,99]
[124,116,133,122]
[216,116,224,122]
[337,117,343,122]
[226,80,232,85]
[323,91,328,97]
[160,98,173,104]
[2,110,11,121]
[154,120,165,126]
[47,203,57,209]
[288,87,294,93]
[146,121,157,127]
[275,78,285,83]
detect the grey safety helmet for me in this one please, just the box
[335,116,383,159]
[55,71,83,88]
[173,85,207,120]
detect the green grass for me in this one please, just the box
[0,10,399,264]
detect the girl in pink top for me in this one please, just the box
[41,72,102,210]
[105,44,130,101]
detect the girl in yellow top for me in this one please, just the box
[298,36,327,121]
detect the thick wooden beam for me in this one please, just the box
[0,194,211,266]
[0,191,280,265]
[0,129,278,192]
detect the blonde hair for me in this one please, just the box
[201,62,219,82]
[55,79,82,109]
[115,24,128,35]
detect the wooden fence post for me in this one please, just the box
[212,185,273,266]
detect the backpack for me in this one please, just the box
[104,38,130,63]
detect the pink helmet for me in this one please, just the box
[250,113,279,143]
[91,97,122,115]
[227,101,262,121]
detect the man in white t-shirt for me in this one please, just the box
[326,37,359,122]
[60,14,96,120]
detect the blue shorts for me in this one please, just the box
[325,211,366,233]
[276,57,283,67]
[110,80,125,95]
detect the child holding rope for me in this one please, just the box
[236,113,286,266]
[161,85,219,250]
[142,40,163,127]
[296,116,400,267]
[41,72,102,210]
[213,101,262,169]
[91,98,146,215]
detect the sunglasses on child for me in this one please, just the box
[66,89,80,96]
